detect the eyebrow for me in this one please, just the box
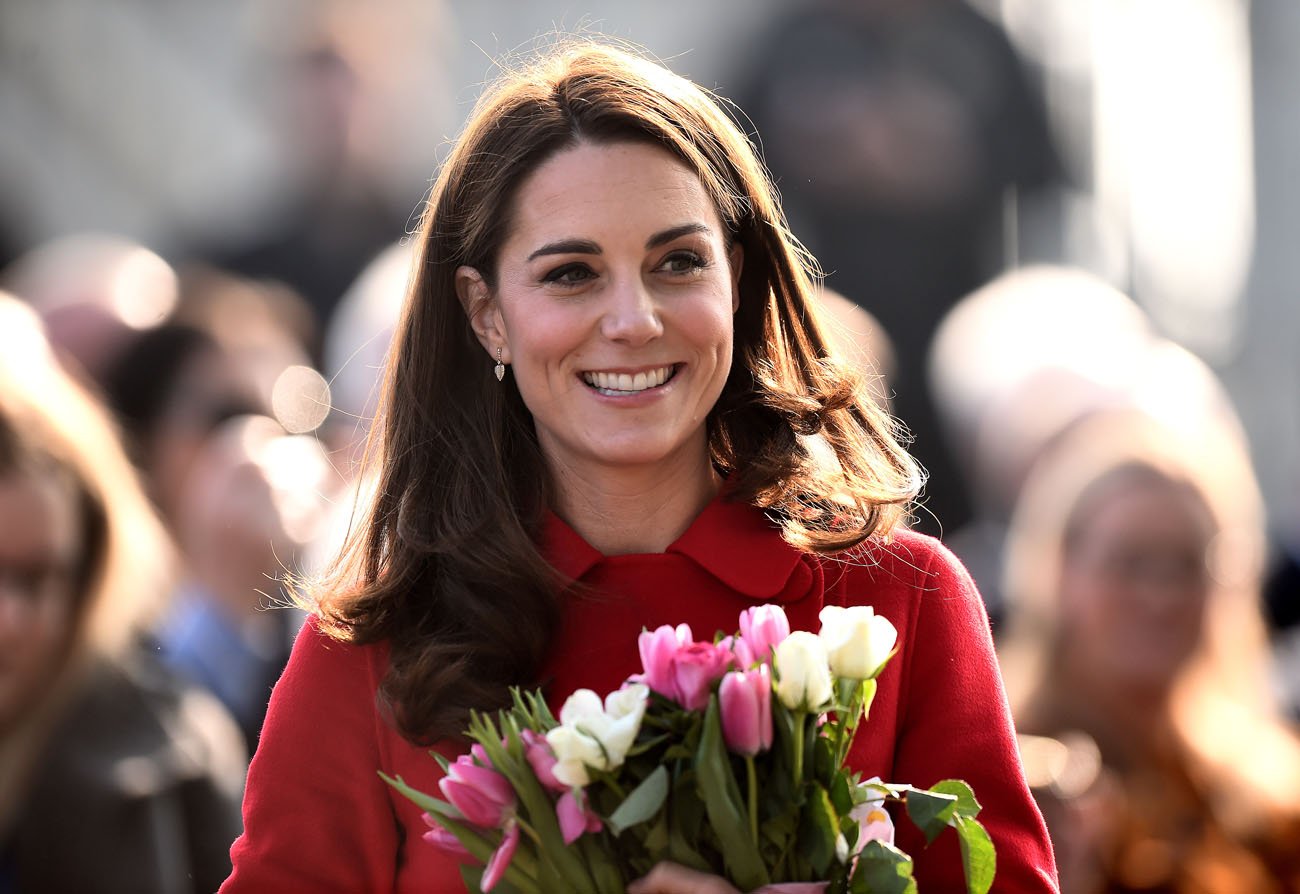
[525,223,712,262]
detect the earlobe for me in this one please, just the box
[728,243,745,313]
[455,265,508,359]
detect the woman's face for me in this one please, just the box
[1057,476,1214,693]
[463,140,742,482]
[0,470,81,732]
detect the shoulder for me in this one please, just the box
[49,651,246,780]
[824,527,977,602]
[284,613,390,687]
[818,527,991,646]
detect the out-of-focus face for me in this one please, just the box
[1057,475,1214,693]
[148,345,263,528]
[0,470,81,732]
[464,140,742,483]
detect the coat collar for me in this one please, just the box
[538,493,809,601]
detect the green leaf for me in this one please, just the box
[578,834,626,894]
[607,765,669,835]
[828,769,853,816]
[930,779,982,820]
[797,783,841,877]
[904,788,958,845]
[955,815,996,894]
[850,840,917,894]
[696,697,771,890]
[461,863,533,894]
[378,772,458,819]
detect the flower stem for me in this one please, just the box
[746,755,759,847]
[792,712,806,790]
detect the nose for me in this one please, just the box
[599,275,663,346]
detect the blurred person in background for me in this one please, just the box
[0,233,179,387]
[927,266,1154,630]
[999,411,1300,893]
[103,310,336,754]
[0,295,245,893]
[198,0,454,361]
[728,0,1064,538]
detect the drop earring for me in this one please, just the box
[494,347,505,382]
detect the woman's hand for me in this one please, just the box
[627,863,741,894]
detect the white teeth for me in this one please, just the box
[582,365,674,394]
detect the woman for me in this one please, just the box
[1000,411,1300,892]
[0,296,246,893]
[224,42,1057,892]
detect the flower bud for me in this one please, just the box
[740,604,791,663]
[818,605,897,680]
[638,623,692,699]
[773,631,833,711]
[719,665,773,756]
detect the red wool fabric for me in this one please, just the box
[223,496,1059,892]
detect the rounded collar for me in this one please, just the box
[539,493,810,601]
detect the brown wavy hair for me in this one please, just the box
[315,40,920,744]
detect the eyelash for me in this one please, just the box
[540,251,710,287]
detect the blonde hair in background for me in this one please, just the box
[1000,407,1300,834]
[0,292,176,829]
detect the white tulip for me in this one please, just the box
[818,605,897,680]
[773,631,833,711]
[545,684,648,787]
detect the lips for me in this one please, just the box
[581,365,676,395]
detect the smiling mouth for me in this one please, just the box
[580,365,677,396]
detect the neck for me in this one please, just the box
[546,446,723,556]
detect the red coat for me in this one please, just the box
[224,496,1058,892]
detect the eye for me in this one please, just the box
[541,263,596,287]
[658,250,709,276]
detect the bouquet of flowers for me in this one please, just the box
[381,604,995,893]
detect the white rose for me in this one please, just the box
[773,631,833,711]
[818,605,897,680]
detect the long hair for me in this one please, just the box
[1000,409,1300,836]
[315,41,920,744]
[0,294,174,825]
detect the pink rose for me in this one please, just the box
[670,641,734,711]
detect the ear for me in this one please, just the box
[456,266,508,360]
[728,242,744,314]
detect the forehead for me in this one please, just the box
[0,470,81,562]
[1076,473,1214,543]
[503,140,724,247]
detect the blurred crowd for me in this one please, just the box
[2,1,1298,892]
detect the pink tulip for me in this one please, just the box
[719,665,773,756]
[420,814,470,858]
[481,818,520,892]
[438,752,516,829]
[671,641,734,711]
[719,635,756,670]
[556,788,603,844]
[521,729,565,793]
[637,623,692,699]
[740,605,790,663]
